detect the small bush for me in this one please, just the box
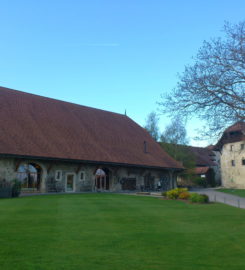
[192,176,207,187]
[178,191,191,200]
[189,193,209,203]
[166,188,188,199]
[189,193,200,203]
[166,189,179,199]
[178,188,188,193]
[11,179,21,197]
[161,191,167,197]
[200,194,209,203]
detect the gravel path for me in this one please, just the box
[128,189,245,209]
[192,188,245,209]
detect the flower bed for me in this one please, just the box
[162,188,209,204]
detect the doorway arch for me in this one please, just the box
[16,163,42,191]
[94,167,110,190]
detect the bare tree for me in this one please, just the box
[144,111,160,141]
[159,21,245,138]
[160,117,189,145]
[160,118,191,174]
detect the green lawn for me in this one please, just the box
[218,189,245,198]
[1,194,245,270]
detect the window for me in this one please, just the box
[241,144,245,150]
[79,171,85,181]
[242,159,245,166]
[230,145,234,151]
[55,170,62,181]
[231,160,235,166]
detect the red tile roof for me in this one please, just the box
[187,146,216,166]
[161,143,216,166]
[0,86,182,169]
[206,145,214,150]
[215,121,245,150]
[195,167,209,175]
[225,121,245,133]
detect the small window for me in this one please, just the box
[231,160,235,166]
[79,171,85,181]
[55,170,62,181]
[241,144,244,150]
[242,159,245,166]
[230,145,234,151]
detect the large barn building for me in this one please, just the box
[0,87,183,193]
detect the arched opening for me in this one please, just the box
[94,167,110,190]
[16,163,42,191]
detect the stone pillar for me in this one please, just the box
[169,170,177,189]
[94,177,97,191]
[100,176,102,191]
[40,163,47,193]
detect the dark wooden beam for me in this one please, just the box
[76,164,83,174]
[139,169,146,176]
[14,159,23,172]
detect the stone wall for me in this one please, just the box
[220,141,245,188]
[211,150,221,185]
[0,157,177,193]
[0,159,16,182]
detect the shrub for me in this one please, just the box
[192,176,207,187]
[166,188,188,199]
[166,189,179,199]
[200,194,209,203]
[161,191,167,197]
[178,191,191,200]
[189,193,200,203]
[178,188,188,193]
[11,179,21,197]
[189,193,209,203]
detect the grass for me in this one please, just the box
[1,193,245,270]
[218,189,245,198]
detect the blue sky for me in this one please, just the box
[0,0,244,146]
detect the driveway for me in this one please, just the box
[192,188,245,209]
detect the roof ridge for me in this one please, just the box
[225,121,245,132]
[0,85,127,118]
